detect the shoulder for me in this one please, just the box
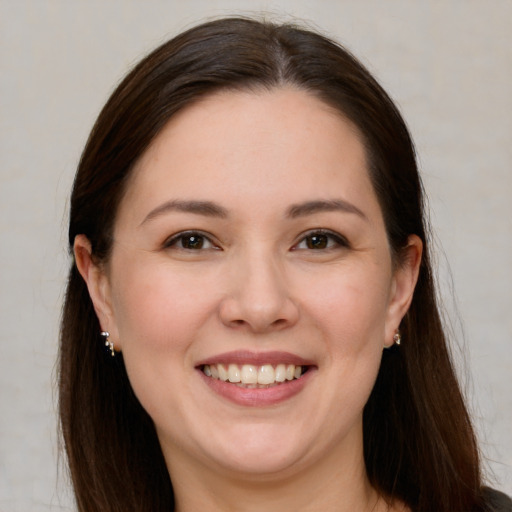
[483,487,512,512]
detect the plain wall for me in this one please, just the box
[0,1,510,510]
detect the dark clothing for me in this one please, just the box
[484,487,512,512]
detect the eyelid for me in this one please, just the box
[162,228,348,251]
[163,230,221,250]
[291,228,350,250]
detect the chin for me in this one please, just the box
[192,422,323,478]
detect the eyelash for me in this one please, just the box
[293,229,350,251]
[163,229,349,252]
[163,231,219,251]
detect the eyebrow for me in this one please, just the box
[140,197,367,226]
[286,199,367,220]
[139,200,229,226]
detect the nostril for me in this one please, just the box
[218,293,299,333]
[227,317,291,331]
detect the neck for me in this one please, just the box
[165,427,388,512]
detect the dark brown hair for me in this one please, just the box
[60,17,485,511]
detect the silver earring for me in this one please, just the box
[100,331,115,356]
[393,330,401,346]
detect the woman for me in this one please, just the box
[59,17,511,512]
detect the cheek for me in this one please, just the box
[110,259,220,354]
[300,264,392,346]
[308,269,389,427]
[109,262,220,421]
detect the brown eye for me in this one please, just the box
[306,234,329,249]
[181,234,205,249]
[293,230,349,251]
[164,231,217,251]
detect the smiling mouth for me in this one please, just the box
[201,363,308,388]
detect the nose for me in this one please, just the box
[218,251,299,333]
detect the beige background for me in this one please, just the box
[0,1,510,510]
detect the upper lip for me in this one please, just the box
[196,350,315,367]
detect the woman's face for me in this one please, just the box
[81,88,420,481]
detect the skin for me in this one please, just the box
[75,88,421,512]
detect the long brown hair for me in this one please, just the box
[60,17,485,511]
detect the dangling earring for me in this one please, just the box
[393,330,401,346]
[100,331,115,356]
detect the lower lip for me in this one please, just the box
[198,368,315,407]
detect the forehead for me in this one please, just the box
[118,87,380,226]
[135,87,366,173]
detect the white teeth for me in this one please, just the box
[240,365,258,384]
[202,363,306,386]
[218,364,229,382]
[228,364,241,383]
[275,364,286,382]
[257,364,275,385]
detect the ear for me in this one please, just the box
[384,234,423,347]
[74,234,118,344]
